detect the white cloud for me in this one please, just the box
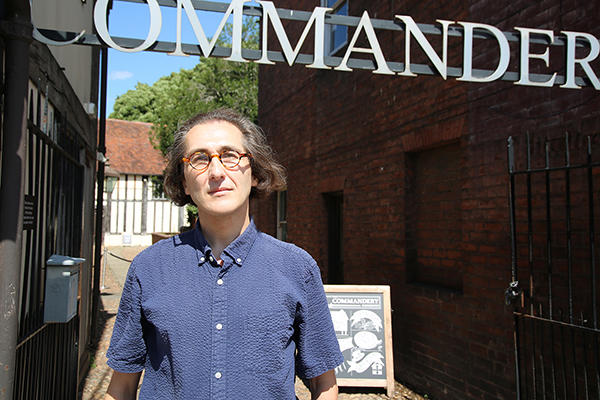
[110,70,134,80]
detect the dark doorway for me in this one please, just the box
[324,191,344,283]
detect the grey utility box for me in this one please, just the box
[43,255,85,323]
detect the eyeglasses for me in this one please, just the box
[182,150,252,173]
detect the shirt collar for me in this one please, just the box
[194,218,258,267]
[193,222,212,258]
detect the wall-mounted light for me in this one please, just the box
[83,102,96,115]
[105,175,118,194]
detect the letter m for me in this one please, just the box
[170,0,249,62]
[257,1,330,69]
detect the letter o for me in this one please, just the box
[94,0,162,53]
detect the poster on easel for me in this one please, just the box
[324,285,394,398]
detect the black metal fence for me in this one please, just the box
[507,132,600,399]
[13,89,84,399]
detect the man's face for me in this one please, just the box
[182,120,257,219]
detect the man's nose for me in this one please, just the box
[206,155,226,178]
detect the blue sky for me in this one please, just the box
[106,1,232,115]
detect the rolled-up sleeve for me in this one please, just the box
[106,260,147,372]
[295,260,344,379]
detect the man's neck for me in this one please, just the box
[199,210,251,259]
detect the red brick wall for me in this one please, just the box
[405,143,464,291]
[252,1,600,399]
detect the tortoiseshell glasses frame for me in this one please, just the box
[182,150,252,173]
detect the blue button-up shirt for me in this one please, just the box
[107,221,343,399]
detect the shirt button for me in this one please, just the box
[209,256,214,262]
[200,257,205,263]
[215,372,222,379]
[217,279,223,285]
[216,323,223,330]
[236,258,242,263]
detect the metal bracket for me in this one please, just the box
[504,281,521,306]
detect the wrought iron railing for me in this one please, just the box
[13,103,84,399]
[507,132,600,399]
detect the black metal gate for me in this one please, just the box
[12,89,84,400]
[507,132,600,399]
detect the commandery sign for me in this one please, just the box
[325,285,394,397]
[33,0,599,90]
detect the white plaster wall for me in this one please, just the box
[104,174,184,244]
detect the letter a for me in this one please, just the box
[335,11,394,75]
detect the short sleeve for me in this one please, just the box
[106,260,147,372]
[295,260,344,379]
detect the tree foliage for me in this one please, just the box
[110,18,259,155]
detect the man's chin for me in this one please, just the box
[202,203,246,217]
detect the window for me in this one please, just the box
[277,190,287,241]
[322,0,348,55]
[150,175,165,199]
[323,191,344,283]
[405,143,463,292]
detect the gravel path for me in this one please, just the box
[79,246,425,400]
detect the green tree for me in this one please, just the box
[110,82,156,122]
[110,17,259,155]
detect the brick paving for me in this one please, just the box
[80,246,425,400]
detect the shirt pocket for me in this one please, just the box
[243,312,293,374]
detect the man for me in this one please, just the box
[105,108,343,399]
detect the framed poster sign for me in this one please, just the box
[323,285,394,397]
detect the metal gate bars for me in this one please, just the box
[13,98,84,399]
[507,132,600,399]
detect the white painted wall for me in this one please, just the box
[104,174,185,246]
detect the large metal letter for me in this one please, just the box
[560,31,600,89]
[395,16,452,79]
[169,0,249,62]
[94,0,162,53]
[257,1,330,69]
[515,27,556,87]
[31,0,85,46]
[456,22,509,83]
[32,28,85,46]
[335,11,394,75]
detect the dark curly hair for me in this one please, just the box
[163,108,287,206]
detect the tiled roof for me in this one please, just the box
[105,119,166,176]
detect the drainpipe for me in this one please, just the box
[0,0,32,398]
[91,45,108,341]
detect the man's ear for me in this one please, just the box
[251,176,258,187]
